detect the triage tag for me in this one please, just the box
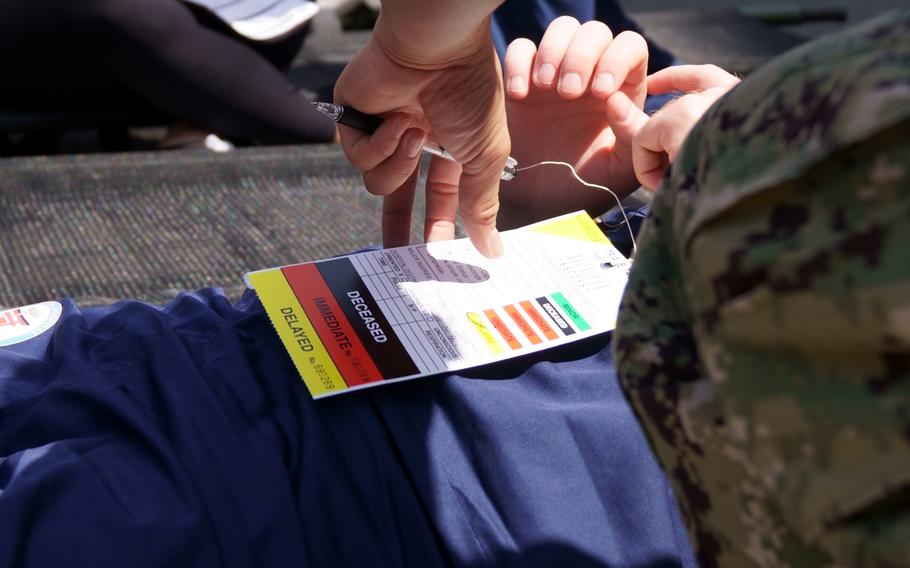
[246,211,631,398]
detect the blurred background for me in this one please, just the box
[0,0,902,307]
[1,0,892,157]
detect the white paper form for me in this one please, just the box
[246,211,631,398]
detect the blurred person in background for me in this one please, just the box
[0,0,336,148]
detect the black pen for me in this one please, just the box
[312,101,518,181]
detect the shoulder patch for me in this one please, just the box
[0,301,63,346]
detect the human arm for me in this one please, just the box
[333,0,509,257]
[374,0,503,66]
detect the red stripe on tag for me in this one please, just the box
[283,264,383,386]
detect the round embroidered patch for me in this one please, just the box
[0,301,63,346]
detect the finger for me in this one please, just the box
[606,90,649,148]
[592,30,648,103]
[632,94,712,190]
[458,134,509,258]
[504,38,537,100]
[382,167,420,248]
[557,20,613,99]
[656,93,714,161]
[339,112,411,172]
[362,127,426,196]
[633,109,676,191]
[633,147,669,191]
[424,157,462,242]
[533,16,581,89]
[631,114,669,191]
[647,64,739,95]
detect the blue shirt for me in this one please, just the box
[492,0,675,74]
[0,288,694,567]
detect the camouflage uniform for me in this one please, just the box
[614,10,910,568]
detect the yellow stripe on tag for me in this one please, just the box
[248,269,346,397]
[529,211,610,244]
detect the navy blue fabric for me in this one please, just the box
[601,204,650,258]
[492,0,675,75]
[0,288,695,567]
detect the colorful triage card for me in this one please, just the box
[244,211,631,399]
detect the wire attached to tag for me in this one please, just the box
[513,161,637,257]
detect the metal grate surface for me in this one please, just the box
[0,145,426,307]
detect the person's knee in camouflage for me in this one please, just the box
[615,10,910,567]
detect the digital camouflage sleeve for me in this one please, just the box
[614,10,910,568]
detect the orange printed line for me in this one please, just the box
[484,309,521,350]
[520,300,558,340]
[504,304,541,345]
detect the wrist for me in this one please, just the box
[372,10,494,70]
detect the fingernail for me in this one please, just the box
[593,72,615,94]
[559,72,583,94]
[486,229,504,258]
[507,75,526,94]
[405,130,425,158]
[537,63,556,85]
[393,118,409,140]
[426,224,452,243]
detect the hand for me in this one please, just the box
[609,64,740,190]
[500,17,649,228]
[333,8,509,258]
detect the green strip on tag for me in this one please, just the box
[550,292,591,331]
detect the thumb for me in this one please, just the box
[606,90,649,148]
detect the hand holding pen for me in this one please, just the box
[313,103,518,181]
[330,30,512,258]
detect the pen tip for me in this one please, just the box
[311,101,341,120]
